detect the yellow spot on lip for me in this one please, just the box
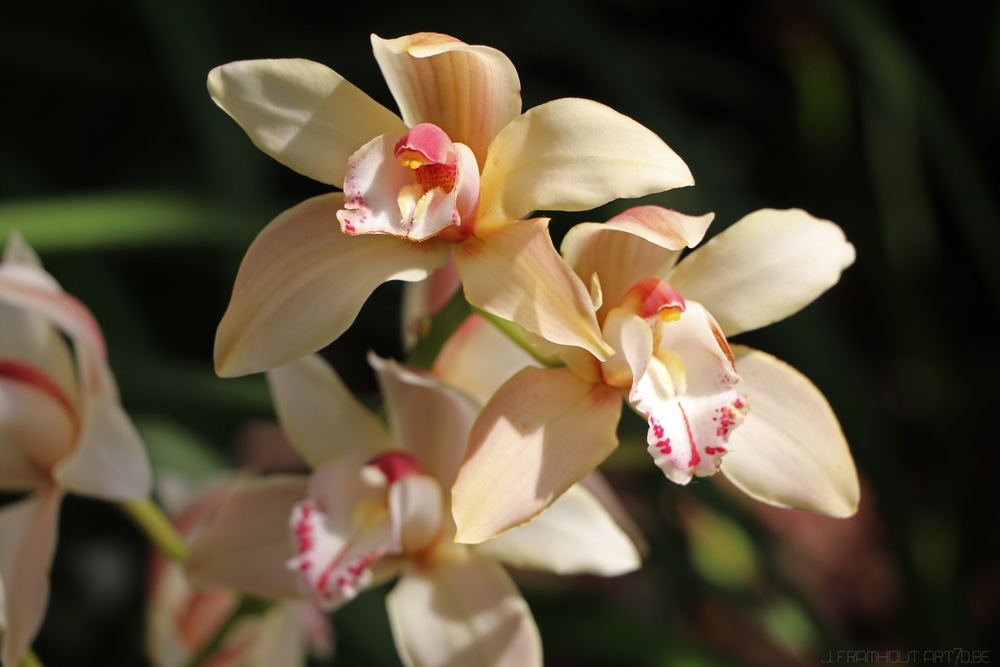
[659,307,683,322]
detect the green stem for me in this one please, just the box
[475,309,564,368]
[20,649,44,667]
[118,498,188,561]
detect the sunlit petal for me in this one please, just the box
[387,552,541,667]
[667,208,856,337]
[215,193,450,377]
[207,59,406,187]
[455,218,613,360]
[721,346,860,517]
[476,99,692,230]
[452,367,621,544]
[267,354,392,468]
[372,33,521,165]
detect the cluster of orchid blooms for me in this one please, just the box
[0,32,860,667]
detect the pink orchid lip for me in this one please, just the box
[393,123,458,167]
[620,278,686,320]
[365,451,425,485]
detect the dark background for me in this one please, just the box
[2,0,997,664]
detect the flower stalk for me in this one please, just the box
[119,499,188,562]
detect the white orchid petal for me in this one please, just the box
[389,474,444,555]
[0,360,77,472]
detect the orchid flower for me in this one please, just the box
[147,476,329,667]
[208,32,693,377]
[0,232,152,666]
[451,206,860,543]
[185,352,642,667]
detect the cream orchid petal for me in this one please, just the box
[387,553,542,667]
[455,218,613,361]
[452,367,622,544]
[287,451,397,610]
[0,435,47,490]
[631,302,748,485]
[185,475,308,601]
[214,193,451,377]
[0,486,63,667]
[432,313,540,405]
[207,59,406,187]
[401,256,462,351]
[267,354,392,468]
[472,482,641,576]
[562,209,715,323]
[369,354,478,490]
[389,474,444,555]
[721,346,860,517]
[0,359,77,472]
[666,208,856,337]
[371,33,522,165]
[240,601,312,667]
[476,99,692,229]
[52,392,152,501]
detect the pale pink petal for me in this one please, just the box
[371,33,522,166]
[432,314,540,405]
[185,475,308,600]
[267,354,392,468]
[389,474,444,555]
[401,256,461,351]
[287,451,397,609]
[370,354,479,489]
[561,208,714,323]
[0,359,77,472]
[214,193,451,377]
[2,231,41,266]
[473,482,641,576]
[476,99,693,231]
[455,218,613,361]
[0,486,63,667]
[207,59,406,187]
[52,392,153,501]
[387,553,541,667]
[578,471,648,556]
[721,346,860,517]
[666,208,856,337]
[630,303,748,485]
[0,435,48,490]
[452,367,622,544]
[235,602,312,667]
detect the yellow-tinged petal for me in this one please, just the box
[207,59,406,187]
[562,208,714,324]
[371,33,522,166]
[476,98,693,231]
[370,354,478,490]
[667,208,856,337]
[452,367,622,544]
[185,475,308,600]
[214,193,450,377]
[267,354,392,468]
[387,552,542,667]
[472,481,641,576]
[721,346,860,517]
[0,486,63,667]
[455,218,613,361]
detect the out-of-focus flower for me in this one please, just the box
[186,352,641,667]
[0,232,152,666]
[209,32,692,377]
[451,206,860,543]
[147,476,330,667]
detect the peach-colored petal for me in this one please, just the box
[387,552,541,667]
[371,33,522,166]
[267,354,392,468]
[452,367,622,544]
[472,481,641,576]
[207,59,406,188]
[455,218,613,361]
[52,392,152,501]
[0,486,63,667]
[214,193,450,377]
[561,208,714,323]
[369,355,478,490]
[401,256,462,351]
[476,99,693,231]
[0,359,77,472]
[432,313,540,405]
[389,474,444,555]
[667,208,856,337]
[721,346,860,517]
[185,475,308,600]
[0,435,47,490]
